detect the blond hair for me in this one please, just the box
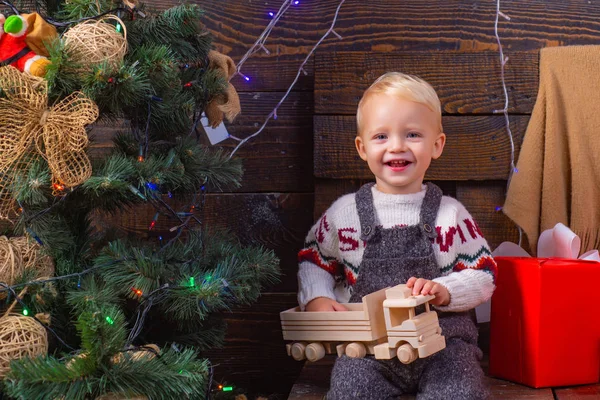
[356,72,443,134]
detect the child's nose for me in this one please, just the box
[389,137,405,152]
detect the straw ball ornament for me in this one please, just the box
[62,15,127,73]
[0,314,48,378]
[0,236,54,297]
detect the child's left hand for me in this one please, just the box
[406,277,450,306]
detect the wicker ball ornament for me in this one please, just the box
[0,314,48,377]
[62,15,127,73]
[0,236,54,298]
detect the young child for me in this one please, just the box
[297,72,497,399]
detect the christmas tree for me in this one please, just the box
[0,1,279,398]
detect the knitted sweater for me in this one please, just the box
[297,184,497,311]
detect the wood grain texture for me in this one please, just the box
[98,193,313,292]
[202,293,303,398]
[314,115,527,180]
[212,91,314,193]
[315,51,538,114]
[90,92,314,193]
[554,385,600,399]
[155,1,600,91]
[456,182,521,250]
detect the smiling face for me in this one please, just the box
[355,93,446,194]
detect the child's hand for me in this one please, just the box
[406,277,450,306]
[305,297,349,311]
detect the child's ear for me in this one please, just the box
[432,132,446,160]
[355,135,368,161]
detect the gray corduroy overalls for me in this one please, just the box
[327,183,489,400]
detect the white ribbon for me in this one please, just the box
[493,222,600,261]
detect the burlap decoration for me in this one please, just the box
[110,343,160,364]
[205,50,241,128]
[0,66,99,220]
[62,15,127,73]
[0,236,54,298]
[0,313,48,378]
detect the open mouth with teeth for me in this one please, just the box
[386,160,411,167]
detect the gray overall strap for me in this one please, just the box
[419,183,443,240]
[355,182,378,241]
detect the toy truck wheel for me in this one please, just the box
[291,342,307,361]
[305,342,326,362]
[345,342,367,358]
[397,343,418,364]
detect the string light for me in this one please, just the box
[132,288,143,296]
[235,0,298,78]
[22,309,29,316]
[149,212,159,230]
[189,277,195,287]
[137,144,144,162]
[493,1,517,179]
[494,0,523,245]
[105,316,114,325]
[25,227,43,246]
[128,184,147,200]
[228,0,346,158]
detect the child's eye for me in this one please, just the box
[374,134,387,140]
[407,132,422,138]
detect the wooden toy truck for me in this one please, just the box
[280,284,446,364]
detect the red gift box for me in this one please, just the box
[489,256,600,388]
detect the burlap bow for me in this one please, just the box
[0,66,99,220]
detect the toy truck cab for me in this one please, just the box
[373,285,446,363]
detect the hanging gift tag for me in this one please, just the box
[200,113,230,145]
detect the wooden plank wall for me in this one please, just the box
[106,0,600,397]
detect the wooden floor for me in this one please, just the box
[288,356,600,400]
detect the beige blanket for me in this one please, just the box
[504,45,600,254]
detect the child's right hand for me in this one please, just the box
[305,297,349,311]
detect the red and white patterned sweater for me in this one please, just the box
[297,184,497,311]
